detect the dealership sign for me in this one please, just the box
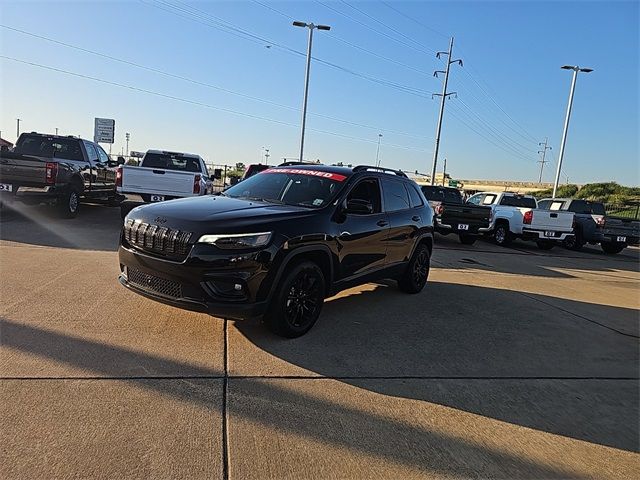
[94,118,115,144]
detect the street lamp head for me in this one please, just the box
[316,24,331,31]
[561,65,577,70]
[292,21,307,27]
[580,68,594,73]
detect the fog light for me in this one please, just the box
[234,283,242,291]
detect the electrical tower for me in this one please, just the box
[537,138,551,183]
[430,37,462,185]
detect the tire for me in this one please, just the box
[58,187,80,218]
[264,261,326,338]
[493,223,512,247]
[536,241,555,250]
[601,242,625,255]
[563,231,584,251]
[459,234,476,245]
[398,243,431,294]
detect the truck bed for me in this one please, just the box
[118,165,198,197]
[602,217,640,245]
[438,203,491,234]
[0,152,48,186]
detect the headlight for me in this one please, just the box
[197,232,273,249]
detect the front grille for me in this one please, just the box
[127,267,182,299]
[123,219,193,259]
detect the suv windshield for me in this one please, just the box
[223,168,347,208]
[16,134,83,161]
[142,153,202,172]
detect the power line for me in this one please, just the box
[146,0,432,98]
[0,55,429,152]
[0,25,430,139]
[380,1,449,39]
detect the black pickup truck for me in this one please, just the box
[538,198,640,254]
[0,132,121,217]
[420,185,491,245]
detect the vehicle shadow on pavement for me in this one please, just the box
[233,281,640,453]
[0,203,121,251]
[0,317,603,479]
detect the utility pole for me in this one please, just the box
[55,127,59,135]
[375,134,383,167]
[553,65,593,197]
[430,37,462,185]
[442,158,447,186]
[125,132,130,157]
[16,118,21,139]
[537,138,551,183]
[264,148,270,164]
[293,21,331,162]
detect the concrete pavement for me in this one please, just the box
[1,203,639,478]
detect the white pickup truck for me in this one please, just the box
[117,150,213,217]
[467,192,575,249]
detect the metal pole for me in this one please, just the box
[537,137,549,183]
[442,158,447,186]
[375,134,382,167]
[298,26,314,162]
[55,127,59,135]
[430,37,454,185]
[16,118,21,139]
[553,69,578,198]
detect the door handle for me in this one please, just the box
[412,215,421,222]
[376,220,389,227]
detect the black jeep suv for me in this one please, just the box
[118,164,434,337]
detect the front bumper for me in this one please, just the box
[118,243,274,320]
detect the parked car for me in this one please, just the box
[467,192,574,249]
[537,198,639,254]
[0,132,120,217]
[420,185,491,245]
[118,165,434,337]
[118,149,213,217]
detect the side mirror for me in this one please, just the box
[117,156,126,166]
[345,198,374,215]
[213,168,223,180]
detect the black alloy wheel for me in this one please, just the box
[398,243,431,294]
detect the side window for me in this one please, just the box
[568,200,590,214]
[406,184,424,208]
[346,178,382,214]
[84,141,99,161]
[200,160,209,177]
[382,178,411,212]
[96,145,110,163]
[467,194,482,205]
[537,200,550,209]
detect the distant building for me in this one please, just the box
[0,138,14,149]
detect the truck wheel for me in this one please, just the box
[265,261,325,338]
[601,242,625,254]
[493,223,512,247]
[563,231,584,251]
[398,243,430,294]
[459,234,476,245]
[536,241,555,250]
[58,188,80,218]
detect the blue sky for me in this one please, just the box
[1,0,638,184]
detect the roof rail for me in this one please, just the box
[353,165,407,177]
[278,161,319,167]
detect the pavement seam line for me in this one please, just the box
[222,318,230,480]
[517,291,640,339]
[2,376,637,381]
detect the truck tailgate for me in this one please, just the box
[120,166,197,196]
[603,218,640,240]
[531,209,574,231]
[0,154,47,185]
[441,204,491,225]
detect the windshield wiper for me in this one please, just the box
[244,196,285,205]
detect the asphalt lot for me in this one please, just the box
[1,202,639,479]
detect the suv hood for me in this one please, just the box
[127,195,317,233]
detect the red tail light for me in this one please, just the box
[523,210,533,224]
[434,204,444,215]
[45,162,58,184]
[595,216,605,227]
[115,166,123,187]
[193,174,201,194]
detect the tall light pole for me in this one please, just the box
[264,148,270,164]
[553,65,593,197]
[293,20,331,162]
[442,158,447,186]
[125,132,130,156]
[375,134,383,167]
[16,118,21,139]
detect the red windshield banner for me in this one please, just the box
[261,168,347,182]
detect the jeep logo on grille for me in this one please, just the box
[154,216,167,224]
